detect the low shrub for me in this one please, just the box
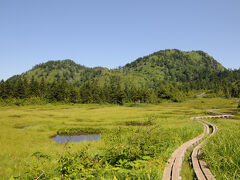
[56,127,104,135]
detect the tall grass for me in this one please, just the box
[19,124,202,179]
[0,98,237,179]
[202,116,240,179]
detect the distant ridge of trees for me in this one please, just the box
[0,75,187,104]
[0,49,239,105]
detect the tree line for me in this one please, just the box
[0,76,188,105]
[0,67,239,105]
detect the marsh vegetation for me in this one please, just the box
[0,98,238,179]
[202,109,240,179]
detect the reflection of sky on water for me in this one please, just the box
[52,134,101,144]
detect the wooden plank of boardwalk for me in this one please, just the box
[162,123,207,180]
[192,144,217,180]
[162,112,232,180]
[191,120,217,180]
[190,114,234,120]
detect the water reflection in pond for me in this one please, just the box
[52,134,101,144]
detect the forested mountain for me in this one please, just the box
[0,49,239,105]
[8,60,108,86]
[123,49,224,82]
[8,49,225,86]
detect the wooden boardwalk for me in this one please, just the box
[191,120,217,180]
[162,111,234,180]
[190,114,234,120]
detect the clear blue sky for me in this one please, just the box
[0,0,239,80]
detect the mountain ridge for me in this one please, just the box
[1,49,239,104]
[7,49,225,86]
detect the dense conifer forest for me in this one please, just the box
[0,49,239,105]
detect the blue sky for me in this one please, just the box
[0,0,239,80]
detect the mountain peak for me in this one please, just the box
[124,49,224,71]
[32,59,84,70]
[7,49,225,86]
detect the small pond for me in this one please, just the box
[52,134,101,144]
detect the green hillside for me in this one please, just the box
[1,49,239,105]
[9,49,225,86]
[9,59,109,86]
[123,49,225,82]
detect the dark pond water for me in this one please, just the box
[52,134,101,144]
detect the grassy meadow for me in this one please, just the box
[0,98,238,179]
[202,107,240,180]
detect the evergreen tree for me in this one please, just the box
[4,80,14,98]
[14,78,26,99]
[0,80,7,99]
[39,77,46,98]
[29,76,40,97]
[69,86,79,103]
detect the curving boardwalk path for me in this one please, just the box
[162,111,234,180]
[191,120,217,180]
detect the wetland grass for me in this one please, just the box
[0,98,237,179]
[202,113,240,179]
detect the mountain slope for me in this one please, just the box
[9,59,109,86]
[7,49,225,87]
[123,49,225,82]
[1,49,239,104]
